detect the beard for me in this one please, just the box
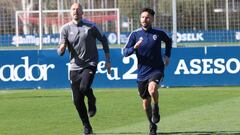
[73,14,79,20]
[71,12,82,21]
[141,22,151,29]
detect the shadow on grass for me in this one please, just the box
[94,131,240,135]
[158,131,240,135]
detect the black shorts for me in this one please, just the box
[137,73,163,99]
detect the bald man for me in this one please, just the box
[57,3,111,134]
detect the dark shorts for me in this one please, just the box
[137,73,163,99]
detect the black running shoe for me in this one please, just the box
[149,123,157,135]
[151,104,160,124]
[83,125,93,135]
[88,96,97,117]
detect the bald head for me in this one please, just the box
[70,3,83,22]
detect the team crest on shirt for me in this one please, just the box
[153,35,157,40]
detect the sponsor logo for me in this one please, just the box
[120,34,128,44]
[107,33,117,44]
[177,32,204,42]
[174,58,240,75]
[153,35,157,40]
[235,32,240,40]
[12,35,59,46]
[0,56,55,81]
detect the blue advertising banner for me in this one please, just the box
[175,30,240,43]
[1,30,240,47]
[0,50,69,89]
[0,47,239,89]
[164,47,240,86]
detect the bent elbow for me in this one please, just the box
[122,48,129,57]
[57,48,65,56]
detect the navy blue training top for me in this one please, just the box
[123,27,172,81]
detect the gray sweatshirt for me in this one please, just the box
[58,19,109,70]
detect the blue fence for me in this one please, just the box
[1,30,240,46]
[0,46,239,89]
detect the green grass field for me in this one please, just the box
[0,87,240,135]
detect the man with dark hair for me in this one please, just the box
[123,7,172,135]
[57,3,111,135]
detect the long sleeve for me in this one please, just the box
[123,32,136,57]
[161,31,172,57]
[57,25,68,56]
[93,26,109,54]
